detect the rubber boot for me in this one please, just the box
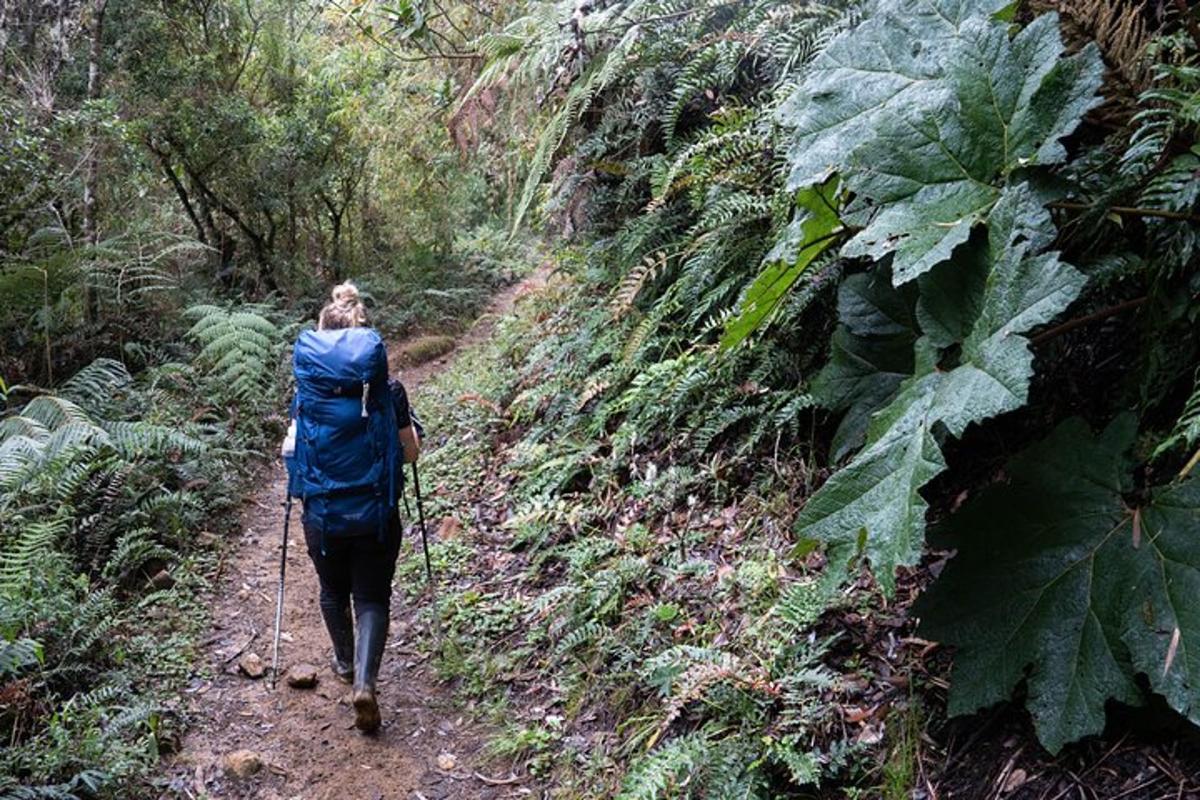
[319,601,355,683]
[352,607,388,734]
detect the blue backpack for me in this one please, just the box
[285,328,400,546]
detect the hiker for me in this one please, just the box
[284,282,421,734]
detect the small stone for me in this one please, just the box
[286,663,319,689]
[149,569,175,590]
[238,652,265,679]
[223,749,263,779]
[436,752,457,771]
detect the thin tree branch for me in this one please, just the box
[427,0,469,42]
[146,139,209,246]
[328,0,479,63]
[227,0,261,92]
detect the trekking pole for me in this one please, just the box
[410,463,442,643]
[411,463,433,582]
[270,495,293,691]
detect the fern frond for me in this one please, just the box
[185,304,282,406]
[59,359,132,411]
[554,619,609,658]
[0,637,44,678]
[0,516,70,593]
[1155,366,1200,459]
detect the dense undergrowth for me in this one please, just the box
[0,232,528,797]
[388,0,1200,796]
[410,283,899,796]
[0,305,289,797]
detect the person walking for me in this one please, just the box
[284,282,420,734]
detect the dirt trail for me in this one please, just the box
[166,270,550,800]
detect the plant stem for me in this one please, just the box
[1179,447,1200,480]
[1050,201,1200,224]
[1030,297,1147,346]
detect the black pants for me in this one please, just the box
[303,514,402,620]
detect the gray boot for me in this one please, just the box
[319,601,354,683]
[352,607,388,733]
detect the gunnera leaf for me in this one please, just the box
[779,0,1014,190]
[796,187,1086,593]
[918,416,1200,754]
[810,266,919,462]
[779,0,1104,283]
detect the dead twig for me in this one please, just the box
[474,771,523,786]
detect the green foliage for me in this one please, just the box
[0,637,43,678]
[809,269,918,462]
[796,188,1088,591]
[919,416,1200,753]
[184,304,285,407]
[424,0,1200,780]
[720,178,844,350]
[781,1,1103,282]
[0,347,271,794]
[417,279,858,796]
[1156,367,1200,459]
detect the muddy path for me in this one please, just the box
[163,270,550,800]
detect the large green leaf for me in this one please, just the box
[796,187,1086,592]
[811,268,918,462]
[779,0,1011,189]
[918,417,1200,753]
[719,179,843,350]
[779,2,1103,283]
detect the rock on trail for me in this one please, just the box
[286,663,319,689]
[237,652,265,679]
[223,750,263,780]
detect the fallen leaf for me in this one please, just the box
[1002,767,1029,793]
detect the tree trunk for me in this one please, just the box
[0,0,10,83]
[318,191,344,280]
[81,0,107,323]
[151,146,208,246]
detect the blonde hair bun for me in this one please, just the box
[318,281,369,330]
[331,282,360,305]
